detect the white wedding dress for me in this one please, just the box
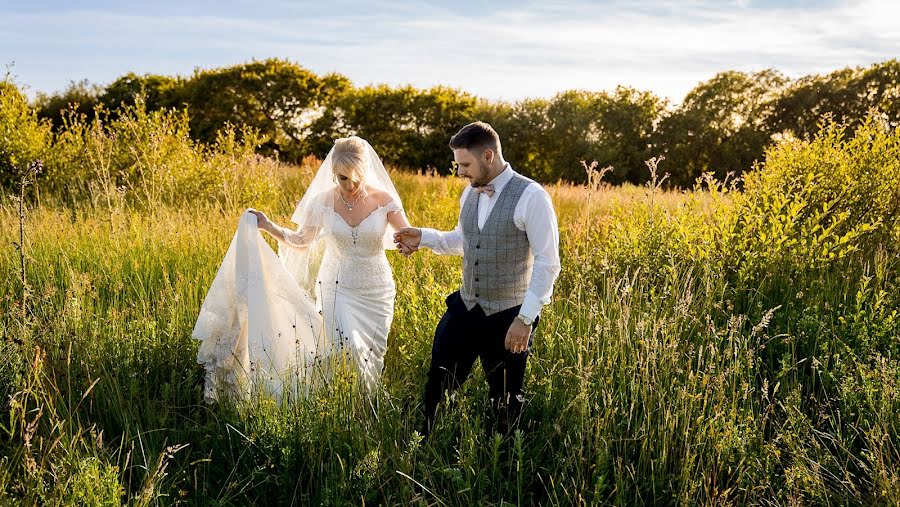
[194,136,403,403]
[192,199,400,402]
[312,196,401,389]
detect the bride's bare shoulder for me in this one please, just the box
[365,187,394,206]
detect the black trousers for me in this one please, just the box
[423,291,538,433]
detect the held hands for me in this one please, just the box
[504,317,531,354]
[393,227,422,257]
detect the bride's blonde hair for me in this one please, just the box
[332,136,368,185]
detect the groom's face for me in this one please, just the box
[453,148,492,187]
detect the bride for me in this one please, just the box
[192,136,409,402]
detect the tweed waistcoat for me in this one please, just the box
[459,173,533,316]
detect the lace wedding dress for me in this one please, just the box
[192,198,401,402]
[311,195,402,389]
[194,137,403,402]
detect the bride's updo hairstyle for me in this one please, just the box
[332,136,368,185]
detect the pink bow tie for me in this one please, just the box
[473,184,495,197]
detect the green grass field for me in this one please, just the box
[1,116,899,505]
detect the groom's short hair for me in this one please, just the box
[449,121,501,154]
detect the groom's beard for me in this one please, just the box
[470,161,493,187]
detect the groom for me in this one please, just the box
[394,121,561,435]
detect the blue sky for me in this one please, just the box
[2,0,898,104]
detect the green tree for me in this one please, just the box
[592,87,666,184]
[99,72,182,113]
[309,85,481,171]
[479,98,553,181]
[543,90,600,182]
[178,59,348,160]
[771,59,900,139]
[502,87,664,184]
[657,70,788,186]
[34,79,102,130]
[24,58,900,187]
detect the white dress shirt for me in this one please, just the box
[420,164,561,320]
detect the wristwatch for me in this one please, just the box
[516,313,534,327]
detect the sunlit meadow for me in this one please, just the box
[1,96,899,505]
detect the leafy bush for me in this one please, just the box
[0,79,52,191]
[41,98,283,208]
[731,117,900,282]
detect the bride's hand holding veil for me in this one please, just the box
[250,208,318,251]
[247,209,270,229]
[195,136,408,401]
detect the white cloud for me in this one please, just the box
[1,0,898,103]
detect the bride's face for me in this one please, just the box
[453,148,492,187]
[335,169,363,195]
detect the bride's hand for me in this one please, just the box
[394,227,421,247]
[394,227,421,257]
[397,242,418,257]
[248,209,270,229]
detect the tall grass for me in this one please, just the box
[0,107,899,504]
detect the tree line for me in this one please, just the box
[32,58,900,186]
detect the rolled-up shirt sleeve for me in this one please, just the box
[518,186,562,321]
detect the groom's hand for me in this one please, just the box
[394,227,422,257]
[397,243,417,256]
[505,318,531,354]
